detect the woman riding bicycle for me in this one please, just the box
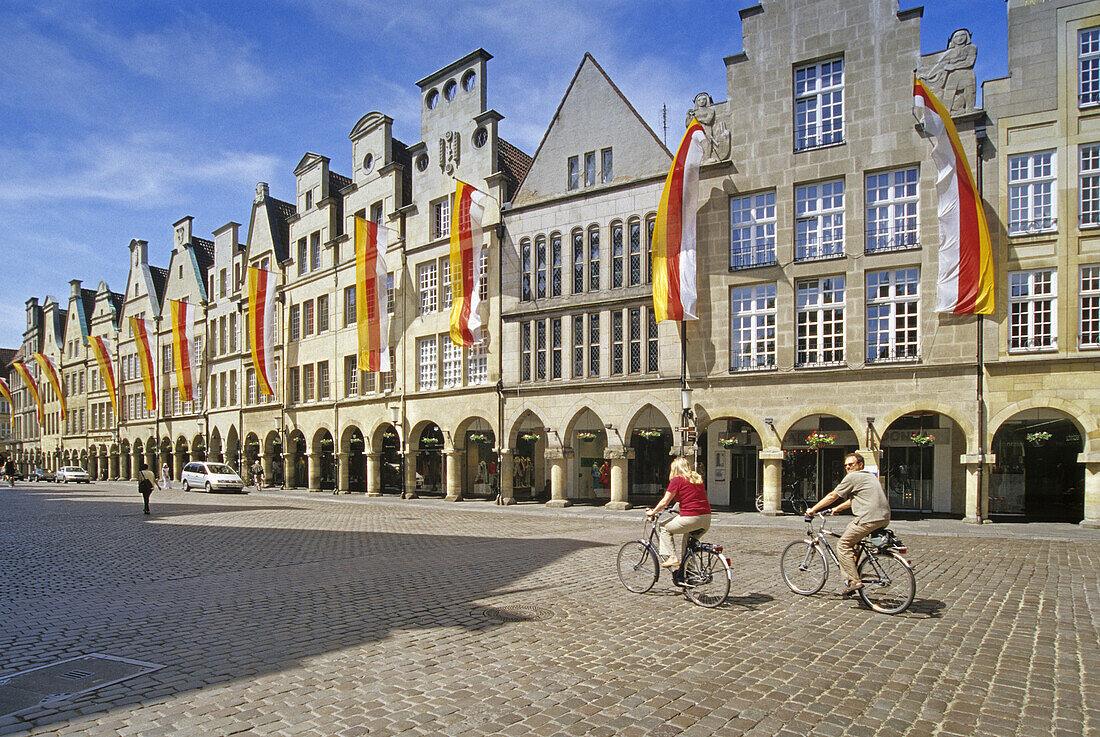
[645,456,711,570]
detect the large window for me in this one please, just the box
[567,156,579,190]
[611,310,624,375]
[584,151,596,187]
[551,317,562,379]
[572,314,585,378]
[1009,269,1056,351]
[572,229,584,294]
[467,342,488,385]
[289,304,301,342]
[1008,151,1056,235]
[520,322,532,381]
[611,221,624,288]
[344,355,358,396]
[297,238,307,276]
[317,295,329,332]
[647,309,659,373]
[730,283,777,371]
[433,196,451,240]
[520,238,532,301]
[601,148,613,183]
[866,168,919,252]
[442,338,461,388]
[289,367,300,404]
[309,231,321,271]
[1081,266,1100,348]
[1081,144,1100,227]
[550,233,562,297]
[317,361,329,399]
[303,299,315,337]
[535,320,547,380]
[628,219,643,286]
[796,180,845,261]
[794,58,844,151]
[441,257,453,309]
[796,276,845,367]
[1080,27,1100,107]
[588,225,600,291]
[628,308,642,373]
[730,191,777,269]
[344,286,356,327]
[535,235,547,299]
[588,312,600,377]
[303,363,315,401]
[866,268,919,363]
[417,336,438,390]
[418,261,437,315]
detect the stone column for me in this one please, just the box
[121,451,131,481]
[366,453,382,496]
[1079,452,1100,528]
[262,450,274,484]
[604,447,634,511]
[335,452,349,494]
[444,450,462,501]
[174,450,185,481]
[760,450,785,516]
[403,451,419,499]
[282,452,294,488]
[545,448,571,508]
[307,452,321,492]
[88,453,98,479]
[498,449,515,505]
[961,453,994,524]
[110,451,120,479]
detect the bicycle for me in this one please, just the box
[754,487,810,514]
[616,511,732,608]
[780,513,916,614]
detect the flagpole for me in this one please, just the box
[975,125,988,523]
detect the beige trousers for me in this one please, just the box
[658,514,711,562]
[838,518,889,585]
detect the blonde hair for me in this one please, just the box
[669,456,703,485]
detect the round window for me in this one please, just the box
[472,127,488,149]
[443,80,457,101]
[416,153,429,172]
[462,70,477,92]
[362,153,373,173]
[425,89,439,109]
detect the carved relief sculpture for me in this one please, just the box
[686,92,731,163]
[439,130,460,175]
[255,182,269,203]
[918,29,977,115]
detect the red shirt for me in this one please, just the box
[668,476,710,517]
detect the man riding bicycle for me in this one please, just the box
[805,453,890,597]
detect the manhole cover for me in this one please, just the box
[477,604,555,622]
[0,654,164,718]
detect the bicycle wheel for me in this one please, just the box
[616,541,659,593]
[790,496,808,515]
[780,540,828,595]
[857,552,915,614]
[754,493,764,513]
[682,549,730,608]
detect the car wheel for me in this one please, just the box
[182,480,190,492]
[205,482,213,493]
[63,477,68,484]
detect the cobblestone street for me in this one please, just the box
[1,483,1099,736]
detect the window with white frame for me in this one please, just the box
[317,361,330,399]
[1081,144,1100,227]
[588,225,600,291]
[1080,27,1100,107]
[417,336,438,390]
[386,273,395,314]
[478,250,488,301]
[381,351,395,392]
[796,180,845,260]
[440,257,453,309]
[866,268,919,363]
[303,299,315,336]
[535,235,547,298]
[550,233,562,297]
[730,283,777,371]
[297,238,307,276]
[303,363,315,401]
[418,261,437,315]
[730,191,777,269]
[432,196,451,240]
[611,221,624,288]
[1009,269,1056,351]
[794,58,844,151]
[467,342,488,385]
[317,295,329,333]
[520,322,532,381]
[1081,266,1100,348]
[1008,151,1056,234]
[289,304,301,342]
[344,286,356,327]
[247,368,257,405]
[866,168,919,252]
[289,367,300,404]
[441,337,461,388]
[796,276,845,367]
[310,230,321,271]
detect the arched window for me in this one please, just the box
[520,238,532,301]
[611,221,624,288]
[550,232,562,297]
[645,214,656,284]
[628,217,642,286]
[587,225,600,291]
[535,235,547,299]
[571,229,584,294]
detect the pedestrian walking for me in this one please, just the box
[160,461,171,490]
[251,459,264,489]
[137,463,161,516]
[3,457,16,487]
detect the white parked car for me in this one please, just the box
[56,466,91,484]
[180,462,245,493]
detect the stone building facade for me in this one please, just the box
[4,0,1099,526]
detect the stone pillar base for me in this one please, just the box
[366,491,383,497]
[497,495,517,506]
[545,499,571,508]
[1081,519,1100,529]
[762,510,783,517]
[444,494,462,502]
[402,490,419,499]
[962,515,982,525]
[604,501,632,511]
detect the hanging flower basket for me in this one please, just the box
[468,433,490,444]
[1025,431,1052,447]
[577,431,598,442]
[520,433,541,443]
[383,431,397,439]
[910,433,935,447]
[637,429,665,440]
[420,437,442,447]
[805,432,836,449]
[718,437,739,448]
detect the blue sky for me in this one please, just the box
[0,0,1008,350]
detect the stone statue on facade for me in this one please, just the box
[918,28,977,115]
[255,182,269,203]
[439,130,460,175]
[686,92,731,163]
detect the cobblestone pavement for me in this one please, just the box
[1,482,1099,736]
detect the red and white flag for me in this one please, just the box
[248,267,277,394]
[652,118,706,322]
[449,180,492,346]
[355,217,391,372]
[169,299,197,402]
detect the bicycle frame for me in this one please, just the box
[802,516,912,575]
[637,511,713,576]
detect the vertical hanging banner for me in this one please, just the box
[355,216,391,371]
[0,377,12,425]
[652,118,706,322]
[248,266,278,394]
[33,352,66,415]
[913,77,994,314]
[129,317,157,411]
[449,180,491,346]
[88,335,119,418]
[11,362,43,424]
[169,299,196,402]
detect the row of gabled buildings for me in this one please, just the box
[4,0,1100,525]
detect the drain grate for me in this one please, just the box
[0,654,164,719]
[478,604,556,623]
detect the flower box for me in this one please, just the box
[637,429,664,440]
[909,433,935,447]
[520,433,541,443]
[577,432,598,442]
[1025,431,1052,447]
[805,431,836,449]
[718,437,739,448]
